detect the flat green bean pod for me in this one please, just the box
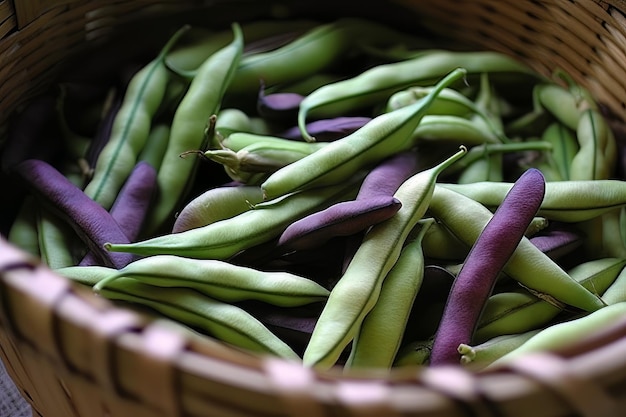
[96,277,301,360]
[91,255,330,307]
[260,68,467,201]
[428,186,605,312]
[298,50,533,141]
[105,176,362,260]
[438,180,626,222]
[302,147,466,369]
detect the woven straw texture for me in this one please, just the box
[1,1,626,416]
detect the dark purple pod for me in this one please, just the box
[356,150,420,199]
[277,195,402,252]
[13,159,135,269]
[429,168,546,366]
[256,81,303,122]
[79,161,157,266]
[279,116,372,142]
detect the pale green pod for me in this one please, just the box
[346,219,433,369]
[96,277,301,360]
[8,196,40,258]
[92,255,330,307]
[488,302,626,368]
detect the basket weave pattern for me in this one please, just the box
[1,1,626,416]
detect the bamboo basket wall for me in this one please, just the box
[1,1,626,416]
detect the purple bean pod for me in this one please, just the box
[279,117,372,142]
[429,168,546,366]
[13,159,135,269]
[277,196,402,252]
[278,151,420,253]
[79,161,157,266]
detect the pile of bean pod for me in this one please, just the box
[4,17,626,372]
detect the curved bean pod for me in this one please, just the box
[438,180,626,222]
[429,168,546,366]
[428,186,605,312]
[83,26,188,209]
[92,255,329,307]
[458,330,541,371]
[488,302,626,367]
[302,147,466,369]
[261,68,467,200]
[144,24,244,235]
[97,277,301,360]
[105,177,362,260]
[346,219,433,369]
[14,159,134,268]
[297,51,532,141]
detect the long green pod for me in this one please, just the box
[105,178,361,260]
[428,186,605,312]
[165,20,318,77]
[600,261,626,305]
[83,26,188,209]
[488,302,626,368]
[137,123,171,171]
[438,180,626,222]
[302,147,466,369]
[228,18,422,93]
[474,257,626,343]
[144,24,244,235]
[91,255,329,307]
[261,68,467,200]
[346,219,433,369]
[95,277,301,359]
[569,108,617,181]
[297,51,532,141]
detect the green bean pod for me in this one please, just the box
[105,177,362,260]
[96,276,301,359]
[83,26,188,209]
[228,18,422,93]
[600,260,626,305]
[261,68,467,200]
[569,108,617,181]
[474,254,624,344]
[144,24,244,235]
[297,51,532,141]
[90,255,329,307]
[346,219,433,369]
[302,147,466,369]
[438,180,626,222]
[428,186,605,312]
[457,153,503,184]
[488,302,626,367]
[534,83,582,130]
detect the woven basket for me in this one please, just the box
[1,1,626,416]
